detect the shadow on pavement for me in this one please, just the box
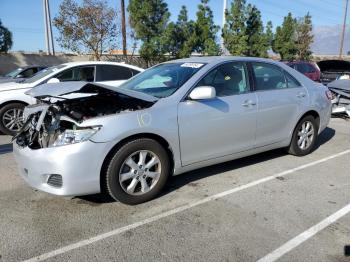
[0,143,13,155]
[76,127,336,204]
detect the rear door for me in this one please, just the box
[95,65,138,86]
[251,62,309,147]
[178,61,257,166]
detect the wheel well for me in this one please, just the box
[0,100,28,109]
[99,133,175,193]
[300,110,320,128]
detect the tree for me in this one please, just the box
[272,13,297,60]
[53,0,119,60]
[0,19,12,53]
[295,13,313,61]
[191,0,221,55]
[245,4,268,57]
[128,0,170,65]
[162,6,195,58]
[222,0,248,56]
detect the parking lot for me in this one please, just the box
[0,117,349,261]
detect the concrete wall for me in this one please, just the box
[0,52,149,75]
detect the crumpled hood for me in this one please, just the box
[328,79,350,91]
[25,81,158,103]
[0,81,30,92]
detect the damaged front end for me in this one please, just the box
[327,80,350,117]
[14,82,156,149]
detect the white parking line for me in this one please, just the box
[22,149,350,262]
[257,202,350,262]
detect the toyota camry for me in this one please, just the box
[13,57,332,205]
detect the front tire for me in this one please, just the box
[105,138,171,205]
[288,115,318,156]
[0,103,26,136]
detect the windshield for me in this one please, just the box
[118,62,205,98]
[23,65,66,84]
[5,68,22,78]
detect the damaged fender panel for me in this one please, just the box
[14,82,156,149]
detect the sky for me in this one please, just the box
[0,0,348,52]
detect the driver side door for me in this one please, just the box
[177,62,258,166]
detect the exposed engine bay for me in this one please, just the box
[328,79,350,118]
[14,83,155,149]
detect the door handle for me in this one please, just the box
[297,92,306,98]
[242,100,256,107]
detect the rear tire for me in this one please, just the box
[288,115,318,156]
[0,103,26,136]
[105,138,170,205]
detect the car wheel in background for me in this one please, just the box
[105,138,171,205]
[288,115,319,156]
[0,103,26,136]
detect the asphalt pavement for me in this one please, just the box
[0,118,350,262]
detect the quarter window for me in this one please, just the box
[285,72,301,88]
[196,62,249,97]
[252,63,287,90]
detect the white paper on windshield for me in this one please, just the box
[181,63,204,68]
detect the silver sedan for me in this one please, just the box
[13,57,332,205]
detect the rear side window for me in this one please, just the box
[96,65,134,81]
[296,63,316,73]
[21,68,37,78]
[252,62,287,90]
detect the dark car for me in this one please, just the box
[317,60,350,85]
[0,65,47,84]
[285,61,321,82]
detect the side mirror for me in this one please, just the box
[16,74,24,78]
[47,78,60,84]
[189,86,216,100]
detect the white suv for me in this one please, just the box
[0,61,143,135]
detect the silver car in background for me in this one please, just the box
[13,57,332,205]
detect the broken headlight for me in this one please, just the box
[52,126,101,147]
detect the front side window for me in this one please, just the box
[23,65,66,84]
[118,63,204,98]
[55,66,95,82]
[196,62,249,97]
[252,62,287,90]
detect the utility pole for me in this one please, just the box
[43,0,50,55]
[46,0,55,56]
[339,0,348,59]
[121,0,127,56]
[221,0,227,55]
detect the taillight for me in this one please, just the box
[325,90,333,100]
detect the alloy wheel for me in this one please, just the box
[297,120,314,150]
[2,108,24,132]
[119,150,161,195]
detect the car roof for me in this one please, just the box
[19,65,47,69]
[61,61,144,71]
[163,56,282,66]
